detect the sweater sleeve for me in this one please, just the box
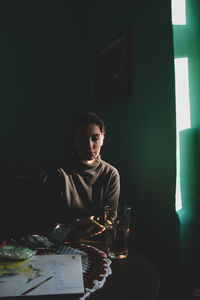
[104,169,120,222]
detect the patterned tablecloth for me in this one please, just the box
[38,242,112,299]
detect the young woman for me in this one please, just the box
[42,112,120,234]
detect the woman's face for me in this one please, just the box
[74,124,104,162]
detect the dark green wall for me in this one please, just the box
[0,0,183,298]
[81,0,179,298]
[0,0,81,163]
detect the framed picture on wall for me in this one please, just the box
[94,29,131,106]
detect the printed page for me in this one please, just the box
[0,254,84,297]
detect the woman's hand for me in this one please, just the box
[68,216,105,240]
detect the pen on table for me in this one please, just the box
[21,276,53,295]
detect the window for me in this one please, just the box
[172,0,186,25]
[174,57,191,210]
[172,0,190,211]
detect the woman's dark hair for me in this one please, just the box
[69,112,105,140]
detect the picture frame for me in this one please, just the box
[94,29,131,106]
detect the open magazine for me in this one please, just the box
[0,254,84,297]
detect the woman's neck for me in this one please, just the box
[85,159,96,164]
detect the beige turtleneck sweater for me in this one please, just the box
[42,155,120,229]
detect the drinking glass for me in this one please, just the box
[106,206,132,259]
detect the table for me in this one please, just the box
[0,239,160,300]
[82,240,160,300]
[37,241,160,300]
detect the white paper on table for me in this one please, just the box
[0,254,84,297]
